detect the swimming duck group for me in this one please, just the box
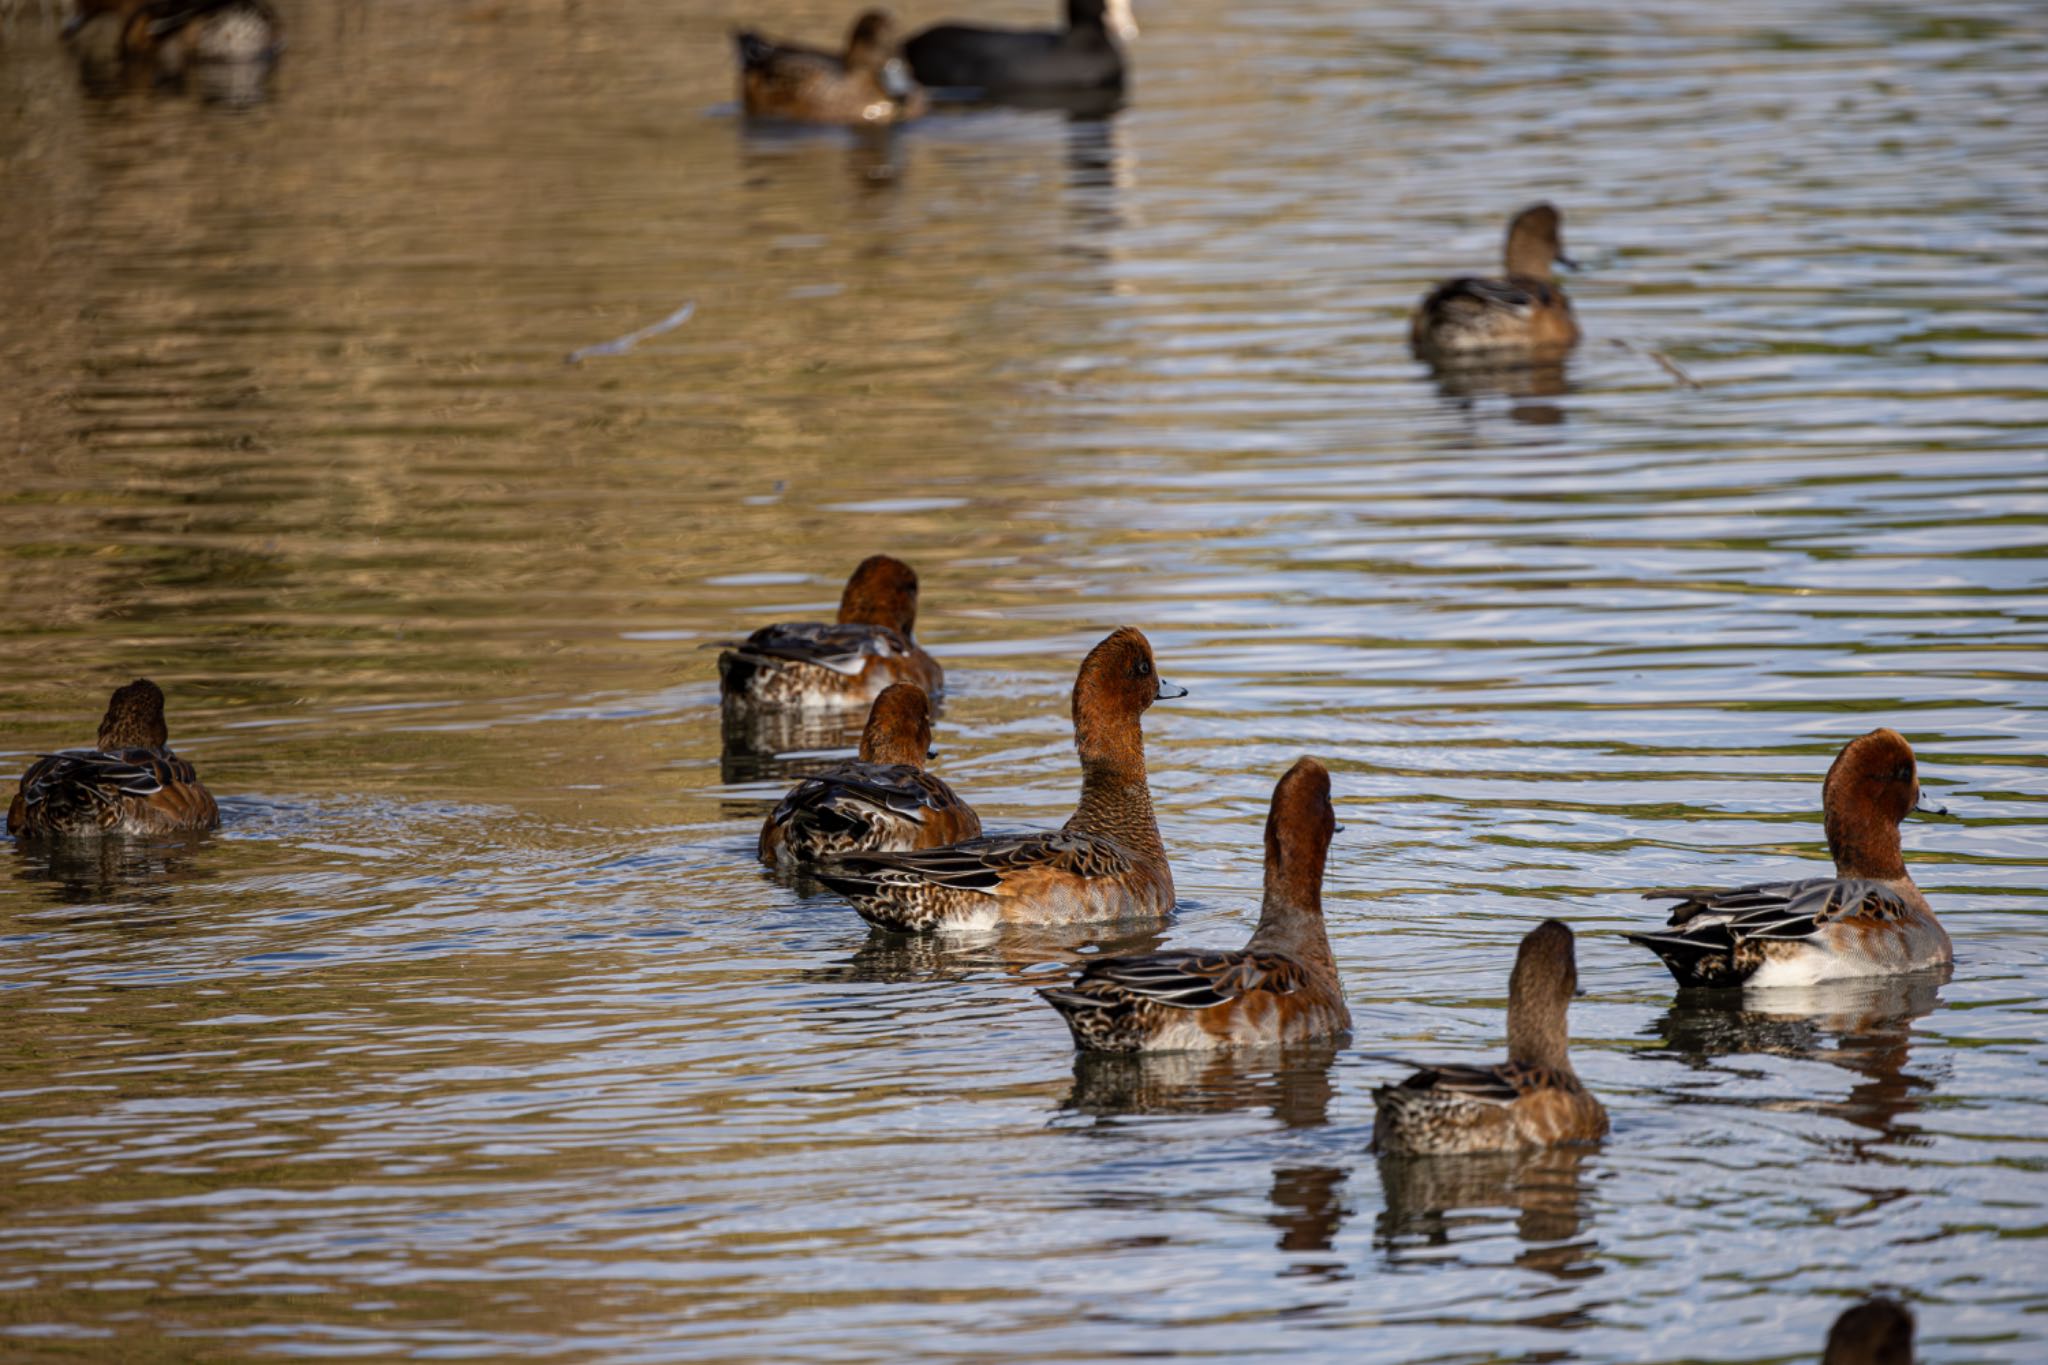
[15,554,1955,1171]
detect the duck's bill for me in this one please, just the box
[1155,678,1188,700]
[1914,793,1950,817]
[1556,252,1582,271]
[880,57,916,101]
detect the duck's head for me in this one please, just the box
[1504,202,1575,282]
[836,554,921,636]
[858,683,934,767]
[1264,756,1336,913]
[1823,1297,1914,1365]
[845,10,900,71]
[1822,728,1942,878]
[1071,626,1183,760]
[97,678,169,750]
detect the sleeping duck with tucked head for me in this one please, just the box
[1410,203,1580,365]
[8,679,220,838]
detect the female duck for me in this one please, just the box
[718,555,942,712]
[8,679,220,838]
[759,684,981,865]
[813,626,1183,932]
[904,0,1135,96]
[1824,1298,1914,1365]
[1372,920,1606,1155]
[64,0,282,73]
[1410,203,1580,364]
[736,10,926,126]
[1625,728,1952,987]
[1038,756,1349,1052]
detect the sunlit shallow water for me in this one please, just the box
[1,0,2045,1359]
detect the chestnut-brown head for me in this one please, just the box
[1504,202,1574,283]
[1823,1297,1914,1365]
[97,678,170,750]
[1822,728,1927,880]
[835,555,921,636]
[1263,756,1335,915]
[844,9,900,73]
[1070,626,1184,765]
[1505,919,1579,1071]
[858,683,933,768]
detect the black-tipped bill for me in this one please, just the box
[1556,252,1582,272]
[1915,793,1950,817]
[1155,678,1188,700]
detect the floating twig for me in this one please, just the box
[1608,337,1702,389]
[566,300,696,365]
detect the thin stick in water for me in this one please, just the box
[566,300,697,365]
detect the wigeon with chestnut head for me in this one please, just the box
[812,626,1183,932]
[1824,1297,1915,1365]
[759,684,981,866]
[1371,920,1607,1155]
[1626,728,1952,988]
[718,555,943,714]
[1038,757,1351,1052]
[8,679,220,838]
[735,9,927,126]
[1410,202,1581,364]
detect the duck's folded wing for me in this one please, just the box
[1420,275,1541,324]
[817,829,1133,894]
[724,622,911,677]
[1071,949,1312,1010]
[1641,877,1915,942]
[1365,1056,1569,1104]
[17,747,174,808]
[772,763,941,834]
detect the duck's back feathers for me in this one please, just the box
[140,0,281,63]
[812,828,1154,931]
[1625,876,1942,987]
[904,25,1120,93]
[1371,1058,1602,1154]
[8,746,219,837]
[1411,275,1575,359]
[760,761,980,864]
[719,622,940,708]
[1039,947,1327,1052]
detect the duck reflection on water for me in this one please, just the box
[1645,972,1949,1147]
[1061,1038,1341,1127]
[1374,1143,1600,1281]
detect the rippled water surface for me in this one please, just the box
[2,0,2046,1359]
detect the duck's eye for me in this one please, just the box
[1891,763,1913,782]
[1134,658,1151,678]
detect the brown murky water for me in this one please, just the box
[2,0,2045,1359]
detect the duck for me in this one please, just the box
[759,683,982,866]
[1624,728,1952,988]
[810,626,1183,932]
[1371,920,1607,1155]
[1037,756,1350,1051]
[735,10,927,126]
[63,0,283,74]
[717,555,943,713]
[1824,1297,1914,1365]
[7,679,220,838]
[1410,203,1580,364]
[904,0,1134,97]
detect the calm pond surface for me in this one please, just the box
[2,0,2046,1359]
